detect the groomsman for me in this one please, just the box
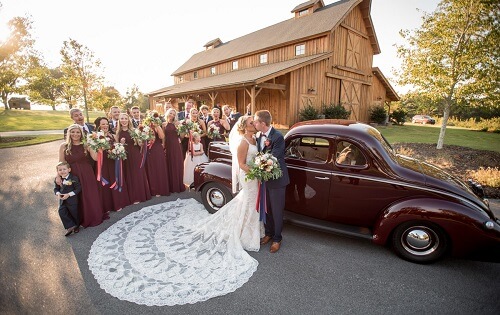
[108,106,121,132]
[222,104,241,129]
[63,108,94,139]
[130,106,141,128]
[177,98,195,121]
[199,105,213,125]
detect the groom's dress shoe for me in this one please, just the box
[270,241,282,253]
[260,236,272,245]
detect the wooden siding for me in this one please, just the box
[174,36,330,84]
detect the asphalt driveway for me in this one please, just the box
[0,140,499,314]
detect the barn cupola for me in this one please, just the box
[291,0,325,18]
[204,38,223,50]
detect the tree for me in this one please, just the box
[0,15,38,110]
[124,84,150,112]
[91,85,122,111]
[26,64,64,110]
[396,0,500,149]
[60,39,103,122]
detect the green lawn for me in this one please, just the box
[376,124,500,153]
[0,134,62,149]
[0,109,106,132]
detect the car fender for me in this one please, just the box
[193,161,233,194]
[372,198,500,255]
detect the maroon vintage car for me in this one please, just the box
[193,119,500,263]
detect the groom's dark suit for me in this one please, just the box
[257,127,289,243]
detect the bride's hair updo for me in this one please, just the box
[236,115,251,135]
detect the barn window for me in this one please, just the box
[299,9,309,16]
[232,61,238,70]
[179,76,184,83]
[295,44,305,56]
[260,54,268,64]
[193,71,198,79]
[211,67,216,75]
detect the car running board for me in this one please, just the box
[284,211,373,241]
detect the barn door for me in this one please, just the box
[346,31,361,69]
[340,81,361,121]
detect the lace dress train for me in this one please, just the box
[88,146,261,305]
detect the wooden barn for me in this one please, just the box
[148,0,399,128]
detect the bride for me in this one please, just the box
[88,115,261,306]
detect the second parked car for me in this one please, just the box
[411,115,436,124]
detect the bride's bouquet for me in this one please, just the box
[207,124,221,139]
[130,124,154,145]
[245,152,282,181]
[176,120,202,136]
[86,131,111,151]
[142,110,162,127]
[108,142,127,160]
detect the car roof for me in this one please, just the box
[287,119,385,147]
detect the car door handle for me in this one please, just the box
[315,176,329,180]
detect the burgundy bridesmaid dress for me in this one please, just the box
[163,123,186,193]
[145,131,170,196]
[119,130,152,203]
[65,144,103,227]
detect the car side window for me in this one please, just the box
[285,137,329,162]
[335,141,367,166]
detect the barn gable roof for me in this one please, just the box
[172,0,379,76]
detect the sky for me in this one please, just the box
[0,0,439,97]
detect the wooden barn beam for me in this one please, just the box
[326,72,371,86]
[256,83,286,90]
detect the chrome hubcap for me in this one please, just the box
[207,188,225,209]
[401,226,439,256]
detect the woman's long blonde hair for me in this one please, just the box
[64,124,85,155]
[114,113,133,142]
[165,108,178,123]
[236,115,252,135]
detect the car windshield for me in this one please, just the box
[367,128,396,158]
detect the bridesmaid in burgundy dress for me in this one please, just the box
[206,107,230,144]
[145,117,170,196]
[58,124,103,228]
[94,117,130,212]
[115,113,151,204]
[162,108,186,193]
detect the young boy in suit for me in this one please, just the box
[54,162,82,236]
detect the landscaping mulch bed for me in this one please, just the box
[393,143,500,198]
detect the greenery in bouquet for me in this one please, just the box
[86,131,111,151]
[130,124,154,145]
[143,110,163,127]
[245,152,283,182]
[207,124,221,139]
[108,142,127,160]
[177,120,202,136]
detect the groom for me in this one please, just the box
[253,110,289,253]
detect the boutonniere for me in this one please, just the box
[256,131,262,138]
[63,179,73,186]
[264,138,271,147]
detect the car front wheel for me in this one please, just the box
[201,182,233,213]
[392,222,448,263]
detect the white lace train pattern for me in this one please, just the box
[88,195,261,306]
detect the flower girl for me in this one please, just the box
[183,132,208,186]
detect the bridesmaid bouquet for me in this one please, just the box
[130,124,154,145]
[176,120,202,136]
[108,143,127,160]
[245,152,282,181]
[86,131,111,151]
[142,110,162,127]
[207,124,221,139]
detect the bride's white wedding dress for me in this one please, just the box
[88,139,260,306]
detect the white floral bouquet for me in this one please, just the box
[86,131,111,151]
[130,124,154,145]
[176,120,202,136]
[142,110,162,127]
[108,142,127,160]
[245,152,282,181]
[207,124,221,139]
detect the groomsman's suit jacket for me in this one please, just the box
[257,127,290,189]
